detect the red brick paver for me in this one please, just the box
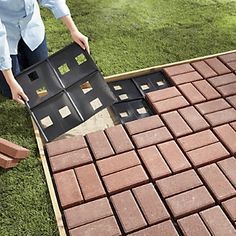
[191,60,217,78]
[0,153,19,169]
[222,197,236,223]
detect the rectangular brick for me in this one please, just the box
[231,121,236,131]
[162,111,192,138]
[0,138,29,159]
[205,58,231,75]
[178,130,218,152]
[86,130,114,160]
[178,214,211,236]
[132,127,173,149]
[49,148,93,173]
[53,169,83,209]
[166,186,215,218]
[103,165,149,194]
[195,98,231,115]
[152,96,189,114]
[208,73,236,87]
[111,191,147,233]
[171,71,203,85]
[97,150,140,176]
[217,82,236,97]
[191,61,217,78]
[163,63,195,77]
[0,153,19,169]
[218,157,236,188]
[128,220,179,236]
[219,52,236,63]
[178,83,206,104]
[214,124,236,154]
[64,198,113,229]
[132,183,170,224]
[200,206,236,236]
[228,61,236,71]
[205,108,236,127]
[105,124,134,154]
[46,135,86,157]
[158,141,191,173]
[156,170,202,198]
[222,197,236,222]
[198,163,236,201]
[75,163,105,201]
[125,115,164,135]
[179,106,210,132]
[193,80,221,100]
[138,146,171,180]
[69,216,121,236]
[187,142,230,167]
[227,95,236,109]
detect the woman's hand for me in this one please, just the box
[9,80,29,105]
[71,30,90,54]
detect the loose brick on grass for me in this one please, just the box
[97,150,140,176]
[53,169,83,209]
[178,83,206,104]
[157,141,191,173]
[86,130,114,160]
[198,163,236,202]
[0,153,19,169]
[0,138,29,159]
[166,186,215,218]
[49,148,93,173]
[75,163,105,201]
[103,165,149,194]
[69,216,121,236]
[227,95,236,109]
[46,135,86,157]
[138,146,171,180]
[132,127,173,149]
[218,157,236,188]
[192,80,221,100]
[156,170,202,198]
[205,58,231,75]
[64,197,113,229]
[178,106,210,132]
[222,197,236,222]
[163,63,195,77]
[125,115,164,135]
[187,142,230,167]
[178,129,218,152]
[162,111,192,138]
[208,73,236,87]
[217,82,236,97]
[178,214,211,236]
[132,183,170,224]
[128,220,179,236]
[105,124,134,154]
[205,108,236,127]
[214,124,236,155]
[195,98,231,115]
[200,206,236,236]
[111,191,147,233]
[191,60,217,78]
[170,71,203,85]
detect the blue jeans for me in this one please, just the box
[0,36,48,98]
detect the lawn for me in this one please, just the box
[0,0,235,235]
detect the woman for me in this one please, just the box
[0,0,89,104]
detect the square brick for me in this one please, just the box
[198,163,236,202]
[166,186,215,218]
[111,191,147,233]
[156,170,202,198]
[191,61,217,78]
[200,206,236,236]
[138,146,171,180]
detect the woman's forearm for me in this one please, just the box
[2,68,15,86]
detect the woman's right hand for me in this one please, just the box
[9,79,29,105]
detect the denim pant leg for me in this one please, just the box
[0,55,21,98]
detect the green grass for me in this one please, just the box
[0,0,235,235]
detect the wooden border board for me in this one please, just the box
[32,49,236,236]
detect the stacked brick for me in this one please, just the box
[0,138,29,169]
[46,52,236,235]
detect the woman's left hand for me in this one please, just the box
[71,30,90,54]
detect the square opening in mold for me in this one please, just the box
[156,80,165,86]
[36,86,48,98]
[140,84,150,90]
[75,54,87,65]
[59,106,71,118]
[80,81,92,94]
[119,94,129,100]
[113,85,122,91]
[120,111,129,118]
[40,116,53,128]
[58,63,70,75]
[28,71,39,82]
[90,98,102,110]
[137,107,147,114]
